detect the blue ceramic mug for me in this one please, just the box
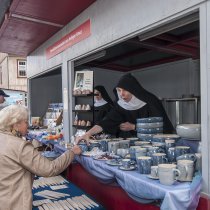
[152,153,168,166]
[175,146,190,158]
[137,156,152,174]
[99,140,109,152]
[167,147,176,163]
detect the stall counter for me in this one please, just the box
[54,144,202,210]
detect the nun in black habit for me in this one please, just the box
[76,74,174,142]
[94,85,113,123]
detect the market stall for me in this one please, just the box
[50,139,201,210]
[25,0,210,206]
[28,123,207,210]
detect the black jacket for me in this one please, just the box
[94,86,113,123]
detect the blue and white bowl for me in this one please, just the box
[136,117,163,123]
[137,133,154,141]
[136,122,163,129]
[137,127,163,134]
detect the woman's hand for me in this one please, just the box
[119,122,135,131]
[71,145,82,155]
[75,133,92,145]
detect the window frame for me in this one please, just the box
[17,59,27,78]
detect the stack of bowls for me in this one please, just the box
[136,117,163,141]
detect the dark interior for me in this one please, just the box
[82,20,199,72]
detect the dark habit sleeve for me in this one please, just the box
[96,106,124,135]
[94,103,112,123]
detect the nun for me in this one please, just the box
[94,85,113,123]
[77,73,174,142]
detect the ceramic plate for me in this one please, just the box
[93,155,113,161]
[81,153,92,157]
[93,157,108,161]
[106,159,122,166]
[118,166,136,171]
[82,149,105,157]
[147,175,159,180]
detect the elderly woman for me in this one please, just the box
[0,104,81,210]
[77,73,174,142]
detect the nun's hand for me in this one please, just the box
[75,133,92,145]
[120,122,135,131]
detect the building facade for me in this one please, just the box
[0,53,27,92]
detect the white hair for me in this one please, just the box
[0,104,28,131]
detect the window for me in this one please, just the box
[17,60,27,77]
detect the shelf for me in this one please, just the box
[73,70,94,134]
[72,110,92,112]
[73,93,96,97]
[73,125,92,129]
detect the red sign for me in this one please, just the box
[46,19,91,59]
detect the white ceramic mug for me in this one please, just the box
[177,159,194,181]
[158,164,180,185]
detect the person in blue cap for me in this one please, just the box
[0,89,9,105]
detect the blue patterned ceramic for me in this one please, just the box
[137,156,152,174]
[137,127,163,134]
[136,122,163,128]
[136,117,163,123]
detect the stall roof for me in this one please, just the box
[0,0,96,56]
[0,1,199,72]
